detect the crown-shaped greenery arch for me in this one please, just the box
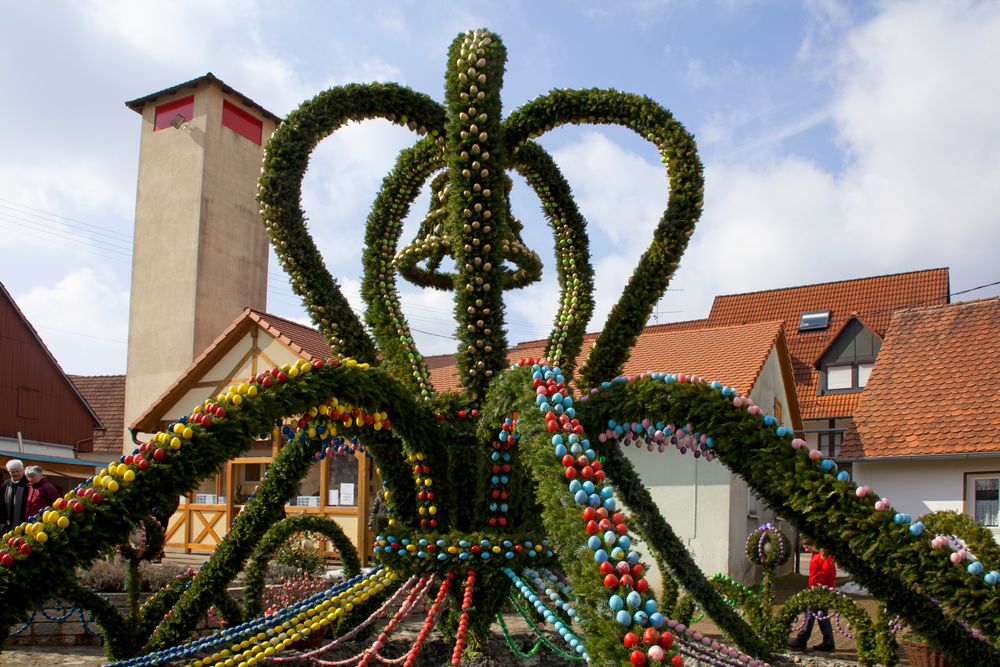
[1,29,998,667]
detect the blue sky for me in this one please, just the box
[2,1,998,375]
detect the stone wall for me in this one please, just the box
[6,590,240,647]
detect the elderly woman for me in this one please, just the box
[24,465,60,519]
[3,459,30,531]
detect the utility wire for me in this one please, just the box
[0,197,132,240]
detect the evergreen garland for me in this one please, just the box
[241,513,361,619]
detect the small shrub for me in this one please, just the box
[139,560,190,592]
[77,557,126,592]
[271,532,323,575]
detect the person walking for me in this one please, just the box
[788,543,837,652]
[24,465,60,518]
[2,459,29,532]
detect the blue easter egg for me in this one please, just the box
[968,561,984,576]
[985,571,999,586]
[616,610,632,626]
[609,595,624,611]
[649,612,665,628]
[626,591,642,609]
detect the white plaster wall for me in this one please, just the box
[620,441,732,593]
[853,456,1000,519]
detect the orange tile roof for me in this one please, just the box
[70,375,126,453]
[248,310,332,361]
[840,298,1000,459]
[427,320,787,399]
[704,268,950,419]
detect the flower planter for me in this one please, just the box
[900,640,954,667]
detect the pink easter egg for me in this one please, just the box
[809,449,824,461]
[791,438,806,450]
[951,552,963,564]
[647,645,664,662]
[875,501,886,511]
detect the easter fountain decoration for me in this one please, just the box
[2,29,999,666]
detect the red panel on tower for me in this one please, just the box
[154,96,194,131]
[222,100,263,144]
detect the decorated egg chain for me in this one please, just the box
[487,412,519,528]
[200,568,398,667]
[521,566,578,620]
[107,567,383,667]
[450,569,478,665]
[502,566,588,659]
[581,370,999,588]
[522,360,677,666]
[535,565,577,602]
[407,450,437,529]
[1,358,335,570]
[373,532,553,567]
[661,617,768,667]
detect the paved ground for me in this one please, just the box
[0,572,913,666]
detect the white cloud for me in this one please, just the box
[552,131,668,247]
[14,268,130,375]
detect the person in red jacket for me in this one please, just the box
[24,466,60,518]
[788,542,837,652]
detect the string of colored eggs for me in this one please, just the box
[526,359,679,667]
[505,593,587,662]
[105,567,379,667]
[372,532,553,567]
[450,569,477,665]
[400,571,453,667]
[408,449,437,529]
[265,573,424,664]
[184,568,399,667]
[356,573,437,667]
[502,566,587,659]
[660,617,768,667]
[521,567,578,621]
[487,413,518,528]
[535,566,575,601]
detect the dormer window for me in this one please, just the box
[799,310,830,331]
[818,318,880,394]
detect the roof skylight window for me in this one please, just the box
[798,310,831,331]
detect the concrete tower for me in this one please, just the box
[123,74,279,448]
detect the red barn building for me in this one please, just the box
[0,282,102,489]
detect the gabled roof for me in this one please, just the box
[125,72,280,122]
[811,314,883,369]
[0,281,101,428]
[704,268,950,420]
[427,320,800,428]
[840,298,1000,460]
[130,309,331,432]
[69,375,126,453]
